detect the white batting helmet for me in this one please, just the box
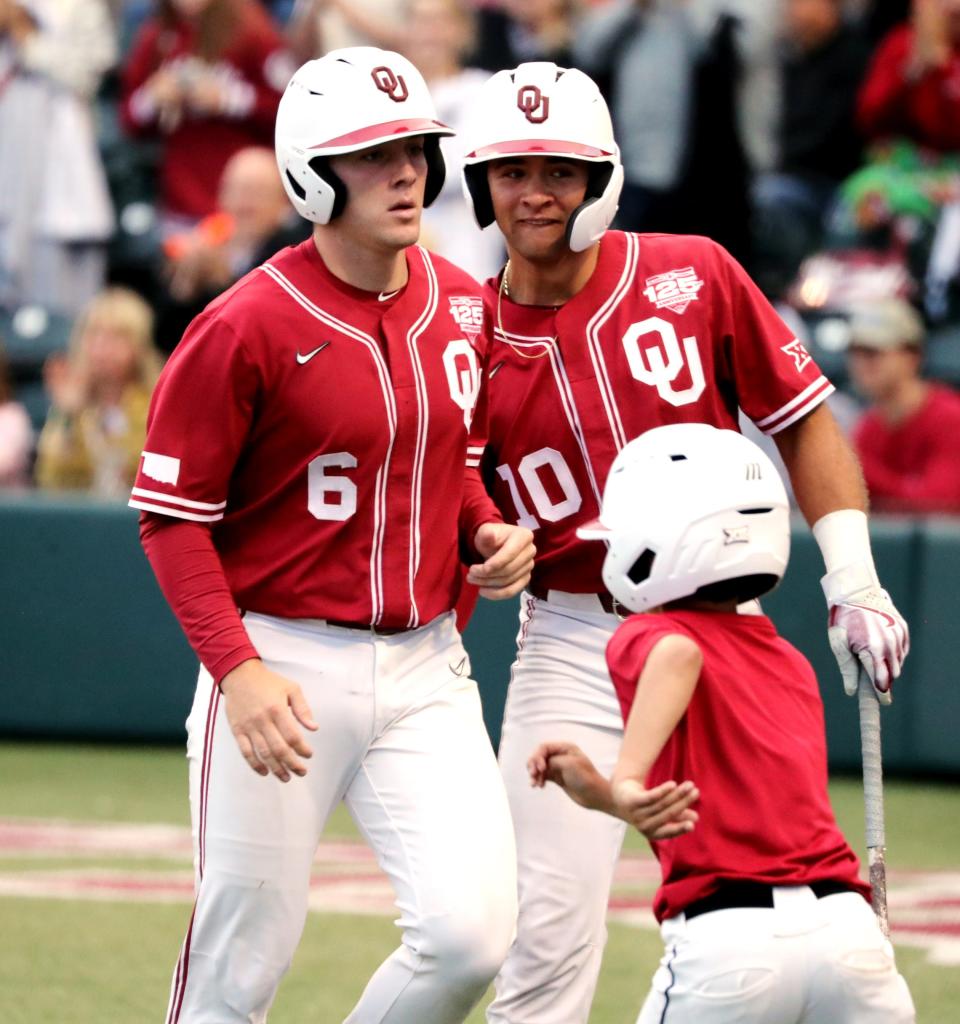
[461,63,624,252]
[578,424,790,612]
[275,47,453,225]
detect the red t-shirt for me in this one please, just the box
[607,610,870,922]
[480,231,833,594]
[120,7,292,218]
[854,383,960,513]
[857,25,960,151]
[131,240,498,632]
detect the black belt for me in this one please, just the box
[325,620,409,636]
[683,879,855,920]
[528,587,620,615]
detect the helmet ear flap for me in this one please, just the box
[423,135,446,208]
[566,159,623,252]
[462,162,495,228]
[307,156,348,222]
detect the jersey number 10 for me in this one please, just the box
[496,447,582,530]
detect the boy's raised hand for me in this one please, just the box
[612,778,700,840]
[529,742,700,840]
[528,740,611,812]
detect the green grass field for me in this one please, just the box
[1,742,958,1023]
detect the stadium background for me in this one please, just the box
[2,0,960,1020]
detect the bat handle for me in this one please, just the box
[858,672,889,939]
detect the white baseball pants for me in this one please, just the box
[637,888,915,1023]
[167,611,518,1024]
[487,592,626,1024]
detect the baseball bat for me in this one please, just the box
[858,671,889,938]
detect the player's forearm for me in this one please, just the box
[460,468,503,561]
[140,513,259,683]
[774,403,868,527]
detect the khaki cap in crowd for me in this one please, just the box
[847,299,925,351]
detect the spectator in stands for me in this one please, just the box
[0,0,116,316]
[155,145,305,348]
[35,287,162,497]
[847,296,960,513]
[406,0,505,281]
[751,0,872,296]
[858,0,960,153]
[574,0,700,233]
[120,0,294,234]
[285,0,405,62]
[0,340,32,489]
[471,0,574,72]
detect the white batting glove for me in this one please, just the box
[822,563,909,705]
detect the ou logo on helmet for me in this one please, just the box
[622,317,706,407]
[517,85,549,124]
[371,66,408,102]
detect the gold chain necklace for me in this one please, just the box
[496,259,554,361]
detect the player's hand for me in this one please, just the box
[611,778,699,841]
[219,659,318,782]
[822,564,909,705]
[528,740,611,813]
[468,522,535,600]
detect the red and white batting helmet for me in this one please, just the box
[578,424,790,613]
[461,62,624,252]
[275,47,453,225]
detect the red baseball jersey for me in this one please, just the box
[130,239,496,628]
[607,610,870,922]
[481,231,833,593]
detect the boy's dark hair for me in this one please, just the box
[692,573,781,604]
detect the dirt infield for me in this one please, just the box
[2,817,958,967]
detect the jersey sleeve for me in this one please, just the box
[140,513,259,683]
[714,244,835,435]
[129,311,261,522]
[606,620,692,724]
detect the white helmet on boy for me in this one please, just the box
[578,424,790,613]
[275,47,453,225]
[461,63,624,252]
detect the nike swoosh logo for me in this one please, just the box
[489,360,506,379]
[378,289,400,302]
[296,342,330,364]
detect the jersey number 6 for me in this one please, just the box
[308,452,357,521]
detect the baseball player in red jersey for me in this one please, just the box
[458,63,910,1023]
[529,423,915,1023]
[129,48,535,1024]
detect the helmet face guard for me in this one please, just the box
[461,63,624,253]
[276,48,453,225]
[578,425,791,613]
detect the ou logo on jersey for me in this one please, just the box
[443,340,480,429]
[622,316,706,407]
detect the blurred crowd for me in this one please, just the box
[1,0,960,513]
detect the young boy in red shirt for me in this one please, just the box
[528,423,915,1023]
